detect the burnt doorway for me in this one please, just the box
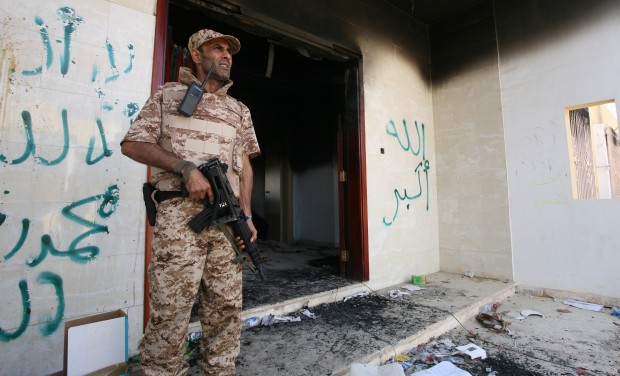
[160,0,367,309]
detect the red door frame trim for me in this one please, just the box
[357,64,369,281]
[144,0,169,330]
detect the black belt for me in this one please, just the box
[153,190,184,203]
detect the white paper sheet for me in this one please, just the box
[412,361,472,376]
[350,362,406,376]
[563,299,603,311]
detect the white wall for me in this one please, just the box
[495,0,620,300]
[432,3,512,281]
[363,35,439,288]
[0,0,155,374]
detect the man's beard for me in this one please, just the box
[206,62,230,81]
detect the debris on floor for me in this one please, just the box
[385,338,484,375]
[389,289,412,298]
[411,361,472,376]
[260,314,301,326]
[242,307,317,330]
[184,331,202,361]
[562,299,603,311]
[129,272,619,376]
[389,284,426,298]
[455,343,487,360]
[475,303,511,334]
[350,362,406,376]
[520,309,544,318]
[344,290,370,302]
[401,284,425,292]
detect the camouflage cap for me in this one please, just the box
[188,29,241,54]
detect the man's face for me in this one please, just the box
[197,38,233,81]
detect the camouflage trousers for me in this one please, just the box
[141,198,242,376]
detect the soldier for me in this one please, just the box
[121,29,260,375]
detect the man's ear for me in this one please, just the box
[190,48,202,64]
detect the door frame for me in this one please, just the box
[145,0,369,327]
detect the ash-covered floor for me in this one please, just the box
[240,240,356,310]
[130,248,620,376]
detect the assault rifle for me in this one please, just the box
[186,158,266,281]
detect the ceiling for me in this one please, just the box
[385,0,487,25]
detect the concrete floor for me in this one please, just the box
[129,245,620,376]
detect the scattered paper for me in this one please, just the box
[344,291,369,302]
[350,362,405,376]
[388,289,411,298]
[411,361,472,376]
[272,316,301,323]
[439,338,456,348]
[300,309,316,319]
[260,315,301,326]
[456,343,487,360]
[520,309,544,318]
[401,284,425,292]
[563,299,603,312]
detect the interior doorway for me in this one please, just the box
[154,0,368,310]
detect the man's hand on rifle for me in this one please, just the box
[234,219,257,251]
[247,219,257,243]
[234,236,245,250]
[185,169,214,203]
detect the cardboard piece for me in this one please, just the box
[63,310,128,376]
[456,343,487,360]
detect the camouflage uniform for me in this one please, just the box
[123,58,260,375]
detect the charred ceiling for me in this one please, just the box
[385,0,489,25]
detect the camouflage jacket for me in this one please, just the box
[122,67,260,196]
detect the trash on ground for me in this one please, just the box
[389,289,412,298]
[261,314,301,326]
[463,271,475,278]
[242,312,308,330]
[350,362,406,376]
[411,361,472,375]
[241,317,261,330]
[344,290,370,302]
[411,275,427,285]
[505,311,526,320]
[520,309,544,318]
[563,299,603,311]
[611,307,620,317]
[184,331,202,360]
[187,331,202,342]
[456,343,487,360]
[479,302,502,313]
[387,338,485,375]
[475,311,511,333]
[401,284,425,292]
[300,308,316,319]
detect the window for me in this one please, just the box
[565,100,619,199]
